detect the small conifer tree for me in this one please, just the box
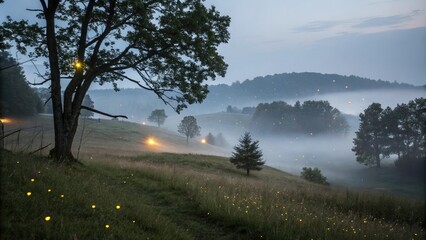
[230,132,264,176]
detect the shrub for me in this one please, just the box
[300,167,329,185]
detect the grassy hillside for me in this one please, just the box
[1,150,424,239]
[1,115,425,239]
[2,115,229,158]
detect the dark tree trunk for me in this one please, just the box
[246,168,250,176]
[44,0,72,161]
[375,152,381,168]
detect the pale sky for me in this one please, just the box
[1,0,425,87]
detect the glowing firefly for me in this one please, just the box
[45,216,51,222]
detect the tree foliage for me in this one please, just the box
[352,103,387,168]
[177,116,200,144]
[0,51,42,117]
[251,100,348,135]
[148,109,167,127]
[300,167,329,185]
[230,132,264,176]
[1,0,230,160]
[353,99,425,173]
[205,132,215,145]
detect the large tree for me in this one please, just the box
[352,103,388,168]
[1,0,230,161]
[148,109,167,127]
[230,132,264,176]
[177,115,200,144]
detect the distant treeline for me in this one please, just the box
[87,72,424,119]
[0,51,42,117]
[248,100,348,135]
[207,72,420,103]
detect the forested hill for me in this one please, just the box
[207,72,420,103]
[88,72,424,119]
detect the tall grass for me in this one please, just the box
[2,150,424,239]
[111,155,425,240]
[0,150,190,239]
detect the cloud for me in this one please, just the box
[353,10,423,28]
[293,21,342,33]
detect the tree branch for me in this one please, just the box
[80,105,127,119]
[0,57,36,71]
[27,78,50,86]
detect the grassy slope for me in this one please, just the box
[2,115,229,157]
[1,115,425,239]
[1,149,425,239]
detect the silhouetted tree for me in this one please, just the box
[2,0,230,161]
[215,132,228,147]
[178,116,201,144]
[352,103,388,168]
[226,105,241,113]
[0,51,42,117]
[230,132,264,176]
[148,109,167,127]
[34,88,53,113]
[241,106,256,115]
[80,94,94,118]
[251,100,348,135]
[205,132,215,145]
[301,167,329,185]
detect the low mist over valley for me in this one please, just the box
[84,72,425,197]
[1,1,425,238]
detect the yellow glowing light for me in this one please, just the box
[105,224,110,229]
[74,60,83,69]
[45,216,51,222]
[30,178,35,182]
[146,137,157,145]
[0,118,12,124]
[116,205,121,210]
[92,205,96,209]
[26,192,32,197]
[60,194,64,198]
[48,189,52,192]
[201,139,206,144]
[132,220,136,223]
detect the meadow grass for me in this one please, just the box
[0,150,191,239]
[1,150,425,239]
[92,152,425,240]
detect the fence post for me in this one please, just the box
[0,120,4,150]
